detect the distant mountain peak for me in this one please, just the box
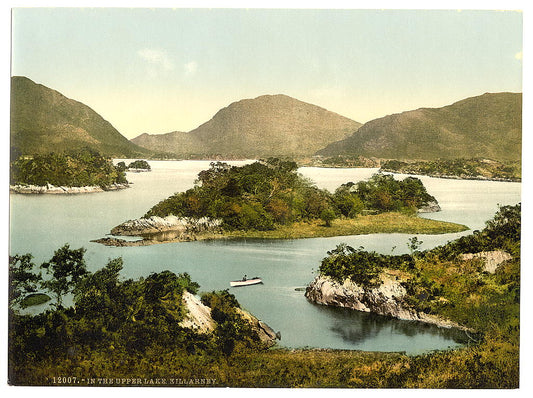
[132,94,362,158]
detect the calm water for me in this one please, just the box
[9,161,521,354]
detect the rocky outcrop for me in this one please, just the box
[10,183,129,194]
[417,200,441,213]
[305,274,466,330]
[459,250,512,273]
[179,291,215,333]
[110,215,222,236]
[237,308,279,345]
[179,291,278,344]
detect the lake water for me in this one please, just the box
[9,161,521,354]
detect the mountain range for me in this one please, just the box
[131,94,361,158]
[11,76,522,163]
[10,76,149,157]
[318,92,522,162]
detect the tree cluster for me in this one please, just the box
[145,159,437,231]
[10,148,128,188]
[117,159,151,171]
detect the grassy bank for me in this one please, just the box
[222,213,468,240]
[12,337,517,388]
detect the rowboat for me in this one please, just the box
[230,277,262,287]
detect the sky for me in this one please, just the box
[10,7,523,139]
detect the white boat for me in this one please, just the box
[230,277,262,287]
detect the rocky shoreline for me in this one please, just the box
[10,183,130,194]
[92,215,224,246]
[305,274,469,331]
[417,200,441,213]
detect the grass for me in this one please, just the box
[223,213,468,240]
[20,293,50,308]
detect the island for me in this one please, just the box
[10,148,129,194]
[117,159,152,173]
[94,159,468,246]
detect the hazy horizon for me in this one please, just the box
[11,8,522,139]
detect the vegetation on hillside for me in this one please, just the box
[10,148,128,188]
[11,76,150,158]
[381,158,521,182]
[318,92,522,163]
[144,159,439,232]
[8,246,266,385]
[314,204,520,387]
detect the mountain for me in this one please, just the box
[317,93,522,162]
[131,94,361,158]
[11,76,150,157]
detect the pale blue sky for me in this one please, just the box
[11,8,523,139]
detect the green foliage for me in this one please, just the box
[41,245,88,307]
[128,159,151,170]
[116,161,127,172]
[430,203,521,258]
[9,254,42,307]
[9,248,266,384]
[354,174,436,213]
[201,290,260,356]
[145,160,437,232]
[145,159,326,230]
[10,148,128,188]
[319,244,389,287]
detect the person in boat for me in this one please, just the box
[242,274,247,281]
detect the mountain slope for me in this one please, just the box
[132,94,361,158]
[11,76,150,157]
[318,93,522,162]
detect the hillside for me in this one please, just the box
[131,94,361,158]
[317,92,522,162]
[10,76,150,157]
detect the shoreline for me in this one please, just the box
[10,183,130,194]
[93,213,469,247]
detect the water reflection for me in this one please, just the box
[311,303,468,350]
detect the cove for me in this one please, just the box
[9,160,521,354]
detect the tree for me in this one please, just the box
[9,254,42,307]
[41,245,88,307]
[320,207,336,227]
[407,236,423,255]
[116,161,127,172]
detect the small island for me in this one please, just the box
[95,159,468,246]
[117,159,152,173]
[10,148,129,194]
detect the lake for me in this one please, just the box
[9,160,521,354]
